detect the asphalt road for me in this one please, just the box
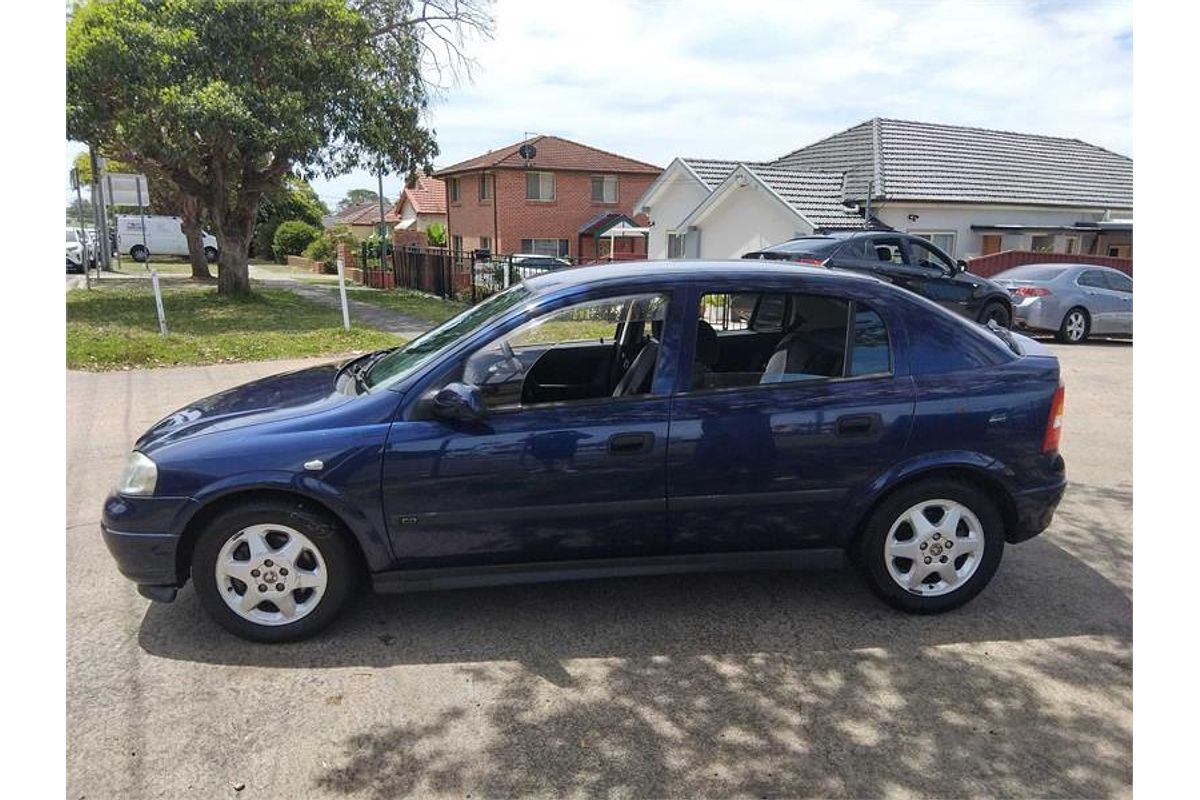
[66,343,1132,799]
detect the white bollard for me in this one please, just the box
[336,257,351,330]
[150,269,167,336]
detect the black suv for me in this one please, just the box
[744,231,1013,327]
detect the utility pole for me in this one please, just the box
[71,168,91,289]
[89,145,110,272]
[377,159,387,272]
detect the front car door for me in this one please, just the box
[665,278,916,554]
[380,290,681,569]
[902,237,978,316]
[1102,269,1133,334]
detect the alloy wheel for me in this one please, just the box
[1065,311,1087,342]
[215,523,328,626]
[883,499,985,597]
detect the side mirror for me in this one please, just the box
[432,382,486,422]
[956,259,970,274]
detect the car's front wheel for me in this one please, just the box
[130,245,149,263]
[204,246,219,263]
[858,479,1004,613]
[191,499,356,642]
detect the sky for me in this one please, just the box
[65,0,1133,212]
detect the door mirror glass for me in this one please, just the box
[432,382,486,421]
[956,259,969,274]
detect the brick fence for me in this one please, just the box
[967,250,1133,278]
[286,255,323,274]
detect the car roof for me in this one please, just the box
[521,259,886,294]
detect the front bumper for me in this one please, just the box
[101,493,195,600]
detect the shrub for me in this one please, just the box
[272,220,321,261]
[426,221,447,247]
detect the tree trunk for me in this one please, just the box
[213,200,261,296]
[180,196,212,280]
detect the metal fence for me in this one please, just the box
[388,248,586,304]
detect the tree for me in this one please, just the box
[66,196,94,226]
[67,0,490,296]
[272,220,322,260]
[73,151,213,279]
[337,188,389,212]
[252,176,329,260]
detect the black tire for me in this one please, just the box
[857,478,1005,614]
[204,246,219,263]
[979,300,1011,328]
[1055,306,1090,344]
[130,245,149,263]
[191,499,357,642]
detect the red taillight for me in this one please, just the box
[1043,383,1065,453]
[1013,286,1051,297]
[794,257,826,266]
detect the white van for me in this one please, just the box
[116,215,220,263]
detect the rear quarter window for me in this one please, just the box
[901,295,1016,373]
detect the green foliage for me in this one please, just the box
[253,176,329,258]
[302,223,358,271]
[337,189,389,211]
[426,221,447,247]
[272,220,322,261]
[66,0,451,294]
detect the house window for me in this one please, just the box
[479,173,492,201]
[449,177,461,203]
[667,232,687,259]
[525,172,555,201]
[591,175,618,203]
[520,238,569,257]
[908,231,957,258]
[479,236,491,253]
[1031,234,1056,253]
[1064,236,1079,254]
[451,234,463,253]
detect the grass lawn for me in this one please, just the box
[335,287,467,326]
[67,282,399,370]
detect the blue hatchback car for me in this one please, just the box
[102,261,1067,641]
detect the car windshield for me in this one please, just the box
[66,230,79,243]
[1000,265,1068,281]
[362,284,532,390]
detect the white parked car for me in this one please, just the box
[117,215,219,263]
[66,228,90,273]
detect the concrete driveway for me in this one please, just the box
[66,344,1132,799]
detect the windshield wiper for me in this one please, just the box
[985,319,1021,355]
[350,348,397,393]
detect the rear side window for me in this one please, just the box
[1077,270,1109,289]
[849,306,891,376]
[903,296,1016,373]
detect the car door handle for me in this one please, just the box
[608,432,654,455]
[836,414,879,437]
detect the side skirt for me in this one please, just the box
[372,548,848,594]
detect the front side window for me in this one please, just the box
[1105,271,1133,293]
[591,175,618,203]
[691,292,891,391]
[526,172,555,201]
[907,239,955,274]
[462,293,668,410]
[909,232,957,259]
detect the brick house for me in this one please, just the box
[332,200,399,241]
[434,135,661,261]
[393,175,447,233]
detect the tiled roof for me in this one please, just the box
[436,135,661,176]
[679,158,767,189]
[334,201,399,225]
[401,175,446,214]
[772,118,1132,208]
[744,166,868,230]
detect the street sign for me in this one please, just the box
[102,173,150,206]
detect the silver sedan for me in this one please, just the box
[991,263,1132,343]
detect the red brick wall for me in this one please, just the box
[445,169,657,258]
[967,250,1133,278]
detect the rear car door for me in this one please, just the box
[1076,269,1123,334]
[381,291,679,569]
[666,282,915,553]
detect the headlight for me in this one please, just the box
[116,451,158,496]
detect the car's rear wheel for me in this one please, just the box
[204,246,218,263]
[858,479,1004,613]
[130,245,149,263]
[1056,307,1090,344]
[191,499,356,642]
[979,301,1011,328]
